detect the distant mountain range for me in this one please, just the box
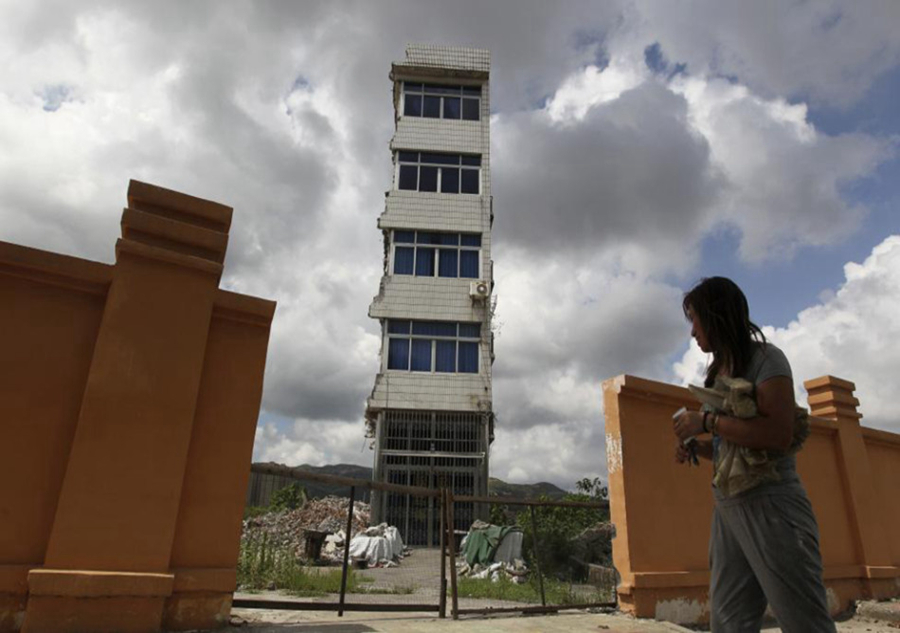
[488,477,568,500]
[255,462,569,502]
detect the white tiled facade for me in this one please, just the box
[367,45,493,542]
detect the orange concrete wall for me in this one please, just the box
[603,374,900,625]
[0,181,275,633]
[862,429,900,567]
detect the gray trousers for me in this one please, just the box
[709,484,835,632]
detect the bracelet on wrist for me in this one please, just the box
[710,414,720,436]
[702,411,710,433]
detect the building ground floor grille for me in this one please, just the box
[372,409,490,546]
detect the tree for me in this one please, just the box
[574,477,608,501]
[269,483,307,512]
[519,479,610,581]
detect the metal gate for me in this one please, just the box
[375,410,487,545]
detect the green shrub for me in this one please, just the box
[454,574,577,604]
[238,533,359,596]
[237,535,415,596]
[517,479,609,582]
[243,505,269,520]
[269,483,308,512]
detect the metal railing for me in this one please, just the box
[233,465,615,619]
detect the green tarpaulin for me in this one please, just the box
[461,525,522,566]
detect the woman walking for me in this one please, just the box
[673,277,835,632]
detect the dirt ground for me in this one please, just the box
[230,548,900,632]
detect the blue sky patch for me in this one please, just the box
[40,84,72,112]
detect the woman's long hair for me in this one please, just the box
[683,277,766,387]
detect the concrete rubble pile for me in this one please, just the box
[457,559,530,584]
[570,521,615,567]
[242,496,371,562]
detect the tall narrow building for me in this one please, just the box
[367,45,494,546]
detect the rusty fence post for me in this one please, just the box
[447,491,459,620]
[338,485,355,617]
[439,487,447,619]
[529,504,546,606]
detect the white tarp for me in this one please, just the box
[348,523,404,566]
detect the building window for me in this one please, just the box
[386,320,480,374]
[397,152,480,195]
[403,82,481,121]
[392,231,480,279]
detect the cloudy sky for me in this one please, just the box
[2,1,899,490]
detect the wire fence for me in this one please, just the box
[233,465,616,619]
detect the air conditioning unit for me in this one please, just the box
[469,280,490,300]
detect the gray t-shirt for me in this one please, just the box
[713,342,800,492]
[741,341,792,387]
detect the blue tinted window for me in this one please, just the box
[423,96,440,118]
[410,339,432,371]
[441,168,459,194]
[437,233,459,245]
[458,342,478,373]
[461,169,479,194]
[462,98,479,120]
[438,249,458,277]
[388,339,409,370]
[419,166,438,192]
[394,231,415,243]
[435,341,456,372]
[404,82,423,92]
[461,155,481,166]
[398,165,417,190]
[394,247,414,274]
[422,153,458,165]
[417,232,437,244]
[462,86,481,97]
[388,320,410,334]
[404,94,422,117]
[398,151,418,162]
[428,84,461,95]
[444,97,461,120]
[460,234,481,247]
[415,248,435,276]
[459,324,481,338]
[412,322,457,337]
[389,320,482,374]
[460,250,479,278]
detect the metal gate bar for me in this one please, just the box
[232,599,440,612]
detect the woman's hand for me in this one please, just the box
[673,410,705,442]
[675,440,692,464]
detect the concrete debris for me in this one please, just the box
[242,496,371,563]
[348,523,408,567]
[457,559,529,584]
[570,521,615,567]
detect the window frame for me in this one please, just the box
[384,319,481,375]
[402,82,481,121]
[389,230,482,279]
[395,152,481,195]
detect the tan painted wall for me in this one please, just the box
[603,374,900,625]
[0,180,275,633]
